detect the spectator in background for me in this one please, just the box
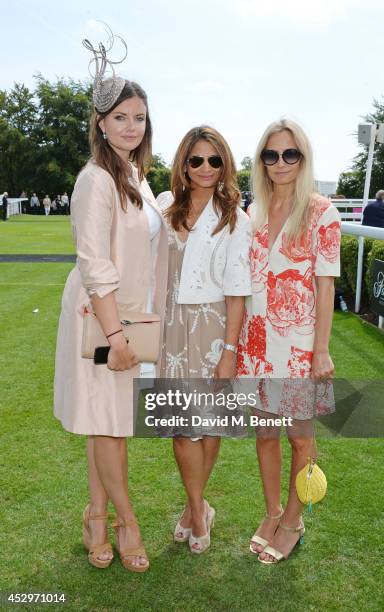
[43,194,51,216]
[243,192,251,212]
[2,192,8,221]
[30,193,40,214]
[54,194,62,214]
[61,192,69,215]
[20,190,28,213]
[362,190,384,228]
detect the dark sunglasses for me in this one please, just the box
[187,155,223,169]
[261,148,302,166]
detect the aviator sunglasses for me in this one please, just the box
[187,155,223,169]
[261,148,302,166]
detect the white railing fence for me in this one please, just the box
[3,198,28,218]
[331,199,364,222]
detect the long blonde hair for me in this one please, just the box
[166,125,241,235]
[252,119,315,242]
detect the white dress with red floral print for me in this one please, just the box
[236,197,341,417]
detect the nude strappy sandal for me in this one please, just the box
[82,504,114,569]
[111,518,149,573]
[249,506,284,554]
[258,518,305,564]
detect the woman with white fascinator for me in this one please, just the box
[54,26,168,572]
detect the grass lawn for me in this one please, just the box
[1,217,384,611]
[0,215,74,254]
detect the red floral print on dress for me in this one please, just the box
[250,224,268,292]
[279,199,331,263]
[309,198,331,229]
[280,378,335,418]
[247,314,266,359]
[287,346,313,377]
[317,220,341,264]
[236,311,273,377]
[279,230,312,263]
[280,378,316,418]
[267,267,315,337]
[264,361,274,375]
[236,310,250,376]
[236,340,249,376]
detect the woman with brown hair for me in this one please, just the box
[54,32,168,572]
[157,125,252,554]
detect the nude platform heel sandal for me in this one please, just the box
[189,502,215,555]
[82,504,114,569]
[111,517,149,573]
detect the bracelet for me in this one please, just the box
[106,329,123,339]
[223,343,237,354]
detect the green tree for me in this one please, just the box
[146,154,171,197]
[0,84,37,194]
[240,156,253,171]
[337,98,384,198]
[237,169,251,192]
[337,170,364,198]
[149,153,168,169]
[33,75,91,196]
[0,77,92,198]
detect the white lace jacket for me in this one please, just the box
[157,191,252,304]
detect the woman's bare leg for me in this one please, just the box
[173,437,215,536]
[92,436,148,568]
[259,419,313,561]
[86,437,112,561]
[250,425,283,553]
[174,437,221,534]
[202,437,221,485]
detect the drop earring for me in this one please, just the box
[103,132,107,140]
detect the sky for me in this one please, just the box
[1,0,384,185]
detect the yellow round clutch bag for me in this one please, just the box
[296,460,327,506]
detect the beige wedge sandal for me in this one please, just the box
[189,501,215,555]
[174,508,192,543]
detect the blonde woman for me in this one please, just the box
[157,126,251,554]
[237,119,341,563]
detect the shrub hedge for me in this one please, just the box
[338,235,384,303]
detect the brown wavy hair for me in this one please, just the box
[89,81,152,210]
[166,125,241,235]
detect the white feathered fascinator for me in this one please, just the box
[82,24,128,113]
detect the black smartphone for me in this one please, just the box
[94,346,110,364]
[93,340,129,364]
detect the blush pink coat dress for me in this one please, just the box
[54,160,168,436]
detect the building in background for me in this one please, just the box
[315,180,337,197]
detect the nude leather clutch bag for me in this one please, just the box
[81,309,161,363]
